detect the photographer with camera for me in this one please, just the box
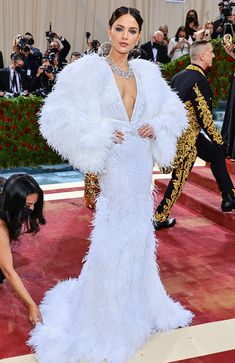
[12,33,42,80]
[212,1,235,38]
[83,32,100,55]
[24,32,42,61]
[193,21,214,42]
[45,31,70,70]
[32,57,58,96]
[86,40,101,54]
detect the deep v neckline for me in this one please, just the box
[106,60,139,122]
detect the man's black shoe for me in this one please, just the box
[221,194,235,212]
[153,218,176,230]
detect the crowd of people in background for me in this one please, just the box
[0,31,74,98]
[0,6,234,99]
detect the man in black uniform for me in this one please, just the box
[153,40,235,230]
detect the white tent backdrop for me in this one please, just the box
[0,0,221,66]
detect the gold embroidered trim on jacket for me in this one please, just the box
[84,173,100,211]
[173,101,200,167]
[193,84,223,145]
[186,64,206,77]
[154,146,197,222]
[154,102,199,222]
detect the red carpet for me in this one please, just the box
[0,164,235,360]
[174,350,235,363]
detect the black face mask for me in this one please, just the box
[21,207,33,219]
[26,38,34,46]
[163,32,168,37]
[50,47,59,54]
[15,66,22,72]
[187,16,195,23]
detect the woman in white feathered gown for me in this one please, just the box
[29,6,193,363]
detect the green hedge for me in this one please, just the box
[161,39,235,106]
[0,96,62,168]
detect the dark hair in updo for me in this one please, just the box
[109,6,143,32]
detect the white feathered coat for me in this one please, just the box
[39,54,188,173]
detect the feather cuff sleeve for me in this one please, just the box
[150,87,188,168]
[131,59,188,168]
[39,56,114,174]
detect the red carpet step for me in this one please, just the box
[188,162,235,194]
[155,165,235,234]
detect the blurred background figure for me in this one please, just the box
[140,30,170,64]
[159,24,170,46]
[0,50,4,68]
[97,41,111,57]
[221,41,235,161]
[184,9,200,40]
[69,51,82,62]
[168,26,192,61]
[194,21,214,41]
[84,32,100,54]
[211,2,235,38]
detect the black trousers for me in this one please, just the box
[154,133,234,222]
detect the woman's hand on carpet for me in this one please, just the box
[29,303,43,326]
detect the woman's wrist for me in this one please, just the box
[26,300,36,308]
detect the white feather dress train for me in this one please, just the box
[28,55,193,363]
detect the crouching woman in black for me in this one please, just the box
[0,174,45,325]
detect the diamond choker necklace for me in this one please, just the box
[106,57,134,80]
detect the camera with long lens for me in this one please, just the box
[41,64,55,74]
[218,0,235,20]
[85,32,100,54]
[46,30,56,42]
[42,51,56,72]
[18,37,30,52]
[89,40,100,53]
[48,51,56,63]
